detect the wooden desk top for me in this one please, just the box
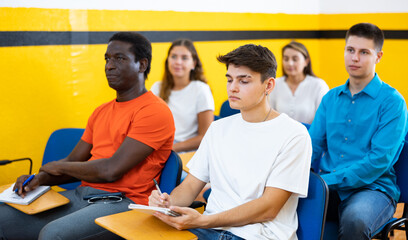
[95,210,197,240]
[178,151,196,173]
[0,183,69,215]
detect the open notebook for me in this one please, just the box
[128,204,181,217]
[0,185,50,205]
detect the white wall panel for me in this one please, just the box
[2,0,407,13]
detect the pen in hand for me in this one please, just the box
[15,174,35,193]
[153,179,163,195]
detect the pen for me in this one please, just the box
[153,179,163,195]
[15,174,35,193]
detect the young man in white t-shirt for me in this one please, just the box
[149,44,312,240]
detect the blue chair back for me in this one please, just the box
[297,171,329,240]
[42,128,85,190]
[159,151,182,194]
[395,140,408,203]
[219,100,240,118]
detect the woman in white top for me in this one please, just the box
[269,41,329,124]
[151,39,214,152]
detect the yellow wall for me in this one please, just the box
[1,8,407,184]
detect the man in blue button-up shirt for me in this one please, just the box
[310,23,407,240]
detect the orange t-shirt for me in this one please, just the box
[81,91,175,204]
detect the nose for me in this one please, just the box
[228,80,239,93]
[351,53,359,62]
[175,57,182,64]
[105,59,116,71]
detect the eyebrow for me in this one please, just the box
[225,74,253,80]
[346,46,372,52]
[105,52,126,57]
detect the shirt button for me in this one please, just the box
[352,101,355,104]
[333,169,336,172]
[345,137,348,141]
[348,119,351,123]
[341,154,344,158]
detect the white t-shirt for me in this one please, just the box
[269,75,329,124]
[151,81,214,143]
[187,113,312,240]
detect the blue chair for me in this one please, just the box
[297,171,329,240]
[158,151,183,194]
[219,100,240,118]
[42,128,85,190]
[372,139,408,240]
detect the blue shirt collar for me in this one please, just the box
[339,73,382,99]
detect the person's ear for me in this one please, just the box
[375,51,383,64]
[138,58,148,73]
[265,77,275,95]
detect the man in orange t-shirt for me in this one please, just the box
[0,32,175,240]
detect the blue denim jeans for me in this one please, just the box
[325,189,396,240]
[188,229,244,240]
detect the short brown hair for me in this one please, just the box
[217,44,277,82]
[345,23,384,52]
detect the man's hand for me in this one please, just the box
[149,190,172,208]
[153,206,208,230]
[40,161,63,176]
[13,174,40,197]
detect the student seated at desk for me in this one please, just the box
[269,41,329,124]
[0,32,174,240]
[149,44,312,240]
[151,39,214,153]
[309,23,407,239]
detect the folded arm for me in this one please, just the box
[322,98,407,189]
[38,137,153,184]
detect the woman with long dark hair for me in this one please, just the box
[151,39,214,152]
[269,41,329,124]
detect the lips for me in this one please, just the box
[106,74,119,79]
[229,96,240,101]
[348,65,360,70]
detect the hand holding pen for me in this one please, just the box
[151,179,171,208]
[13,174,36,197]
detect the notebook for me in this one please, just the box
[0,185,51,205]
[128,204,181,217]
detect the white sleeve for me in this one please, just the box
[266,133,312,198]
[186,125,212,183]
[150,81,161,96]
[195,83,215,113]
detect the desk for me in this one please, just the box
[0,183,69,215]
[178,151,196,173]
[95,210,197,240]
